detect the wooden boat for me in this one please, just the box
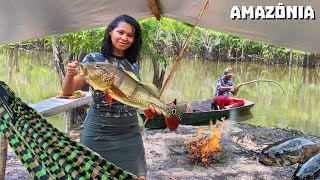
[139,99,255,129]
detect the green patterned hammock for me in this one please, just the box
[0,81,139,180]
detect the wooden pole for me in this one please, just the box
[52,36,72,134]
[148,0,161,20]
[142,0,210,130]
[159,0,209,96]
[289,49,293,67]
[0,133,7,180]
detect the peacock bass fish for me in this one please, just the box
[79,62,186,131]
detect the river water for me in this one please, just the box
[1,50,319,135]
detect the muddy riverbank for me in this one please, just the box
[5,122,320,180]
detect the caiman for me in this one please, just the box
[259,137,320,166]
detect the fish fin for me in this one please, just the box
[140,83,160,98]
[172,98,177,105]
[106,94,113,105]
[164,115,180,131]
[143,109,154,119]
[110,84,128,99]
[124,70,141,82]
[124,70,160,97]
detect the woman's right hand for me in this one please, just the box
[62,61,84,96]
[66,61,79,77]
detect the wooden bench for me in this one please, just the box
[29,91,92,117]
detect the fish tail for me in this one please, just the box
[164,115,180,131]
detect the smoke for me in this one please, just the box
[221,109,240,140]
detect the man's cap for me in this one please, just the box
[223,68,233,77]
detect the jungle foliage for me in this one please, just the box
[0,17,319,68]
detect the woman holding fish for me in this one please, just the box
[62,15,153,179]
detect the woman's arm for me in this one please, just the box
[62,61,86,96]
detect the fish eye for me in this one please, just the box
[172,109,176,114]
[95,64,100,68]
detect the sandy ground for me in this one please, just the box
[4,122,320,180]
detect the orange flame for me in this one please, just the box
[201,120,227,156]
[185,119,228,166]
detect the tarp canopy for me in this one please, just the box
[0,0,319,52]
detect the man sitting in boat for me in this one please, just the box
[213,68,244,110]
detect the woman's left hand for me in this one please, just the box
[148,105,162,115]
[148,99,176,115]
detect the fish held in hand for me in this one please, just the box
[79,62,186,131]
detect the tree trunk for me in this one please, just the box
[0,133,7,180]
[240,45,246,62]
[308,53,316,68]
[52,36,66,86]
[68,45,74,63]
[52,36,74,133]
[227,43,234,61]
[172,31,181,56]
[13,43,20,73]
[152,59,166,90]
[52,36,87,134]
[78,49,87,62]
[289,49,293,67]
[8,48,14,76]
[303,54,308,68]
[217,45,221,62]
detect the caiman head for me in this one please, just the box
[79,62,115,91]
[258,155,280,166]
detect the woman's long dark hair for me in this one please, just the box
[101,14,142,64]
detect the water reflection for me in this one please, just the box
[0,50,319,135]
[0,49,65,131]
[141,59,320,135]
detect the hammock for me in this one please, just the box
[0,81,139,180]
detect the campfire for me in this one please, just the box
[184,119,228,167]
